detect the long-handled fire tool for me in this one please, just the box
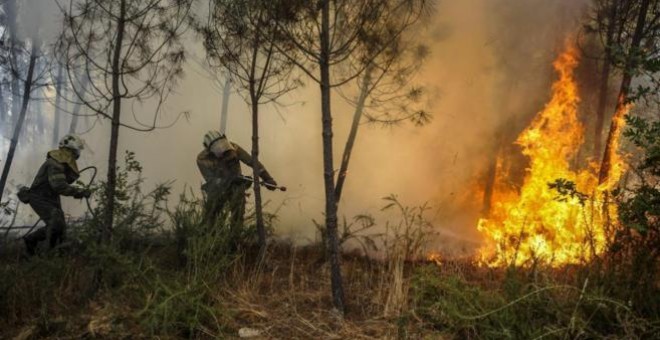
[237,175,287,192]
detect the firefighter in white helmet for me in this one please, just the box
[197,130,278,226]
[20,134,91,255]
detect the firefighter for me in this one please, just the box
[19,134,91,255]
[197,131,278,226]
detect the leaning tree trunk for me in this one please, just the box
[594,0,618,158]
[594,60,612,158]
[52,65,64,146]
[319,0,345,315]
[0,46,38,200]
[334,65,372,204]
[599,0,649,185]
[104,0,127,242]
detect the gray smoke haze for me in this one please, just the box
[2,0,590,254]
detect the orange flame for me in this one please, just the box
[477,45,628,267]
[599,95,632,190]
[427,252,443,266]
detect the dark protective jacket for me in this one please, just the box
[196,142,273,188]
[23,148,86,254]
[29,148,85,199]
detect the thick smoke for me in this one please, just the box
[3,0,590,254]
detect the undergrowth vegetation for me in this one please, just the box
[1,123,660,339]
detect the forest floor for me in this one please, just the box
[0,236,659,339]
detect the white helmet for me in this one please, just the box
[203,130,223,149]
[203,130,235,156]
[58,134,85,158]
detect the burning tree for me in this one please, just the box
[597,0,660,186]
[478,0,660,268]
[584,0,636,158]
[477,45,626,267]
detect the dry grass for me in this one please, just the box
[215,244,429,339]
[1,234,658,339]
[0,239,437,339]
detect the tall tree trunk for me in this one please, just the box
[104,0,127,241]
[0,46,38,199]
[0,83,6,131]
[483,76,517,216]
[220,77,231,134]
[248,29,267,258]
[52,65,64,146]
[68,76,90,134]
[599,0,650,185]
[594,0,618,158]
[320,0,345,315]
[594,61,611,158]
[250,94,266,257]
[482,138,501,217]
[7,0,20,130]
[34,63,45,134]
[334,65,372,204]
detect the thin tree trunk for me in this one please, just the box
[594,0,618,158]
[104,0,127,241]
[599,0,649,185]
[594,61,611,158]
[7,0,20,130]
[220,77,231,134]
[34,63,45,134]
[335,65,372,204]
[250,94,266,257]
[248,29,267,258]
[0,46,38,199]
[0,83,6,130]
[482,139,501,217]
[52,65,64,146]
[320,0,345,315]
[483,75,517,216]
[10,62,20,129]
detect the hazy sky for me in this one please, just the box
[2,0,589,253]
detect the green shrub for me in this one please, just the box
[410,264,658,339]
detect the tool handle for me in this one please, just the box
[239,175,286,191]
[264,183,287,192]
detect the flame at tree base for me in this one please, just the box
[477,45,628,267]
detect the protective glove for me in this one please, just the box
[264,178,278,191]
[74,188,92,199]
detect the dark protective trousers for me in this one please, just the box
[24,195,66,255]
[203,183,247,253]
[204,183,247,230]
